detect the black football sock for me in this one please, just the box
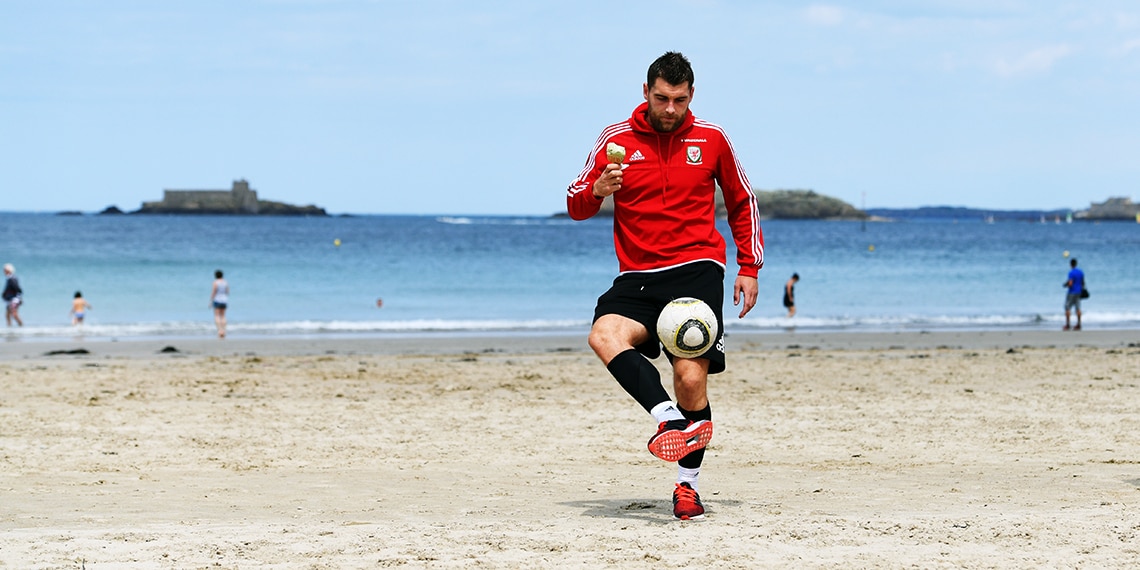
[606,349,672,414]
[678,403,712,469]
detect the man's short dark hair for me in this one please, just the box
[647,52,694,89]
[1070,258,1078,267]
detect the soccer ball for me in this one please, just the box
[656,297,718,358]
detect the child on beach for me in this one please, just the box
[783,273,799,318]
[71,291,92,326]
[3,264,23,327]
[211,270,229,339]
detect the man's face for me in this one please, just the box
[643,78,693,133]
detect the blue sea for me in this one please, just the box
[1,212,1137,342]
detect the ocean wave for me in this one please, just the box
[729,311,1140,332]
[4,312,1140,343]
[435,216,576,226]
[0,318,591,341]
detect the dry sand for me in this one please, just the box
[2,330,1140,568]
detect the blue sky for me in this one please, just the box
[2,1,1138,215]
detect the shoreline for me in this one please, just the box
[2,327,1135,360]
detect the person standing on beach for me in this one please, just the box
[566,52,763,520]
[1063,258,1085,331]
[783,273,799,317]
[3,264,23,327]
[211,269,229,338]
[71,291,92,326]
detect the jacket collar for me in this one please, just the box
[629,101,695,136]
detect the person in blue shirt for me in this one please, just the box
[1063,258,1085,331]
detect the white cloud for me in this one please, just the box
[1116,38,1140,55]
[804,4,843,27]
[992,44,1073,76]
[1114,12,1140,30]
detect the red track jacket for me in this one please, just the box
[567,102,764,278]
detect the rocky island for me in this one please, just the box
[750,189,867,220]
[584,188,868,220]
[1074,196,1140,221]
[129,180,327,216]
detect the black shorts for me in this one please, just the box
[593,261,727,374]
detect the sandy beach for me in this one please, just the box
[3,329,1140,568]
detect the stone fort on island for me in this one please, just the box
[138,180,326,216]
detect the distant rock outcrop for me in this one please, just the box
[1074,196,1140,221]
[586,188,866,220]
[99,206,125,215]
[135,179,327,216]
[752,189,867,220]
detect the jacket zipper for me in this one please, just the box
[657,132,671,205]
